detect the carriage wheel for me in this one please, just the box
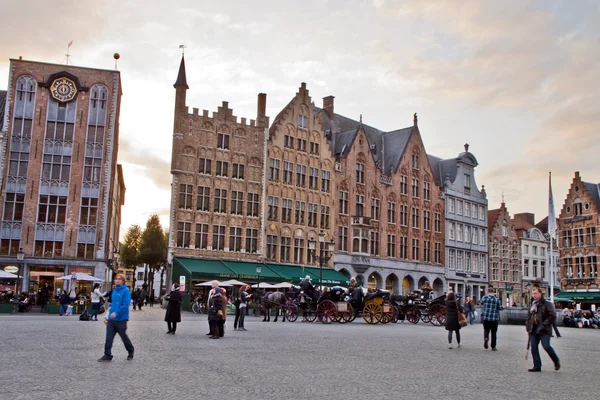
[429,304,446,326]
[317,300,336,324]
[286,304,298,322]
[338,303,353,324]
[391,305,399,323]
[406,306,420,324]
[305,310,318,323]
[420,308,432,323]
[362,301,382,324]
[380,302,395,324]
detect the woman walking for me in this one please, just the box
[164,283,183,334]
[208,287,224,339]
[445,292,464,349]
[90,283,105,321]
[237,285,249,331]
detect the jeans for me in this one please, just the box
[239,306,246,328]
[483,320,499,349]
[233,304,241,328]
[468,311,475,325]
[90,302,100,319]
[448,329,461,344]
[217,320,225,337]
[59,304,69,315]
[209,320,218,337]
[530,333,559,369]
[104,320,134,357]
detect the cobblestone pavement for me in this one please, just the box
[0,307,596,400]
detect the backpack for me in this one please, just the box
[79,309,90,321]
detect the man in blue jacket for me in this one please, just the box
[98,273,134,362]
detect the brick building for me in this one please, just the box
[555,172,600,305]
[0,58,125,299]
[487,202,521,306]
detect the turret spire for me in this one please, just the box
[173,55,189,89]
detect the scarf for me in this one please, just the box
[530,299,540,325]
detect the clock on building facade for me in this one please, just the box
[50,77,78,102]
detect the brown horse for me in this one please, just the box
[261,291,288,322]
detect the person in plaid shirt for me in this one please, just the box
[480,287,503,351]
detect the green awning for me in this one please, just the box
[220,261,283,281]
[303,267,351,286]
[174,258,233,278]
[554,291,600,302]
[264,263,319,284]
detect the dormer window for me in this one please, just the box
[502,221,508,237]
[297,115,308,129]
[574,199,583,216]
[464,174,471,188]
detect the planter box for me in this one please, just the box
[47,304,60,314]
[0,303,14,313]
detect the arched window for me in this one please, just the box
[87,84,108,143]
[352,228,369,253]
[368,272,382,290]
[12,75,37,137]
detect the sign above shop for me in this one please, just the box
[4,266,18,274]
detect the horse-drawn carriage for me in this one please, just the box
[344,288,396,324]
[390,291,447,326]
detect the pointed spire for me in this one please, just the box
[413,112,418,126]
[174,55,189,89]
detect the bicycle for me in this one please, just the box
[191,298,206,314]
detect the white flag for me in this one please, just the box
[548,172,557,239]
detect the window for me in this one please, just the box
[400,236,408,259]
[479,229,485,246]
[563,230,572,248]
[229,227,242,252]
[434,242,441,264]
[245,228,258,253]
[465,226,471,243]
[352,228,369,253]
[3,193,25,221]
[501,223,507,237]
[589,256,598,277]
[214,189,227,213]
[479,206,485,220]
[464,173,471,188]
[321,170,331,192]
[472,227,478,244]
[457,200,463,216]
[412,207,419,228]
[309,141,319,154]
[266,235,278,260]
[282,198,292,223]
[195,224,208,249]
[575,257,585,277]
[540,261,546,279]
[77,243,95,260]
[79,197,98,225]
[412,239,419,260]
[309,167,318,189]
[35,241,63,257]
[217,133,230,149]
[37,195,67,224]
[424,210,431,231]
[297,114,308,129]
[423,182,430,201]
[465,252,471,272]
[412,154,419,169]
[283,161,293,184]
[177,222,191,247]
[308,203,318,227]
[424,241,431,262]
[532,245,538,255]
[465,202,470,217]
[448,198,455,214]
[472,204,478,219]
[280,236,291,262]
[575,228,585,247]
[320,205,330,228]
[412,179,419,198]
[42,154,71,181]
[284,135,294,148]
[386,201,393,223]
[269,158,280,182]
[356,195,364,217]
[83,156,101,183]
[356,163,365,184]
[294,238,305,263]
[574,202,583,216]
[297,138,307,151]
[434,212,441,233]
[268,196,279,221]
[339,192,348,215]
[448,249,456,269]
[8,152,28,177]
[564,257,573,278]
[400,205,408,226]
[197,186,210,211]
[231,191,244,215]
[456,251,464,271]
[247,193,259,217]
[387,234,396,258]
[212,225,225,251]
[45,99,76,142]
[296,164,306,187]
[179,184,193,209]
[232,163,245,179]
[295,201,305,224]
[198,158,211,174]
[588,227,597,246]
[215,161,228,177]
[449,222,455,240]
[480,255,486,275]
[338,226,348,252]
[12,76,37,138]
[371,232,380,256]
[400,176,408,195]
[502,263,509,281]
[457,224,463,241]
[492,262,499,281]
[87,84,107,143]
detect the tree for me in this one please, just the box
[120,225,142,273]
[139,215,167,297]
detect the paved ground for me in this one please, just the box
[0,307,596,400]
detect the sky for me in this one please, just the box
[1,0,599,238]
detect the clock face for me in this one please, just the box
[50,77,78,102]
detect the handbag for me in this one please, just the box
[458,307,468,327]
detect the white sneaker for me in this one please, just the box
[449,345,453,349]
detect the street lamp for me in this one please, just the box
[16,248,24,294]
[308,231,335,290]
[256,265,261,292]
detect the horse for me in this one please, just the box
[261,291,288,322]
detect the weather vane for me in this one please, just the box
[64,41,73,65]
[179,44,186,55]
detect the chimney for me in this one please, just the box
[257,93,267,120]
[322,96,335,119]
[514,213,535,226]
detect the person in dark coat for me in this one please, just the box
[526,284,560,372]
[208,287,224,339]
[445,292,464,349]
[164,283,183,334]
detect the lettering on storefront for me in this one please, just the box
[351,256,371,266]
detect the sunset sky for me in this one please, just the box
[1,0,599,237]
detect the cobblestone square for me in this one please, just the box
[0,307,595,400]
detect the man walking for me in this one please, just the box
[526,284,560,372]
[480,287,503,351]
[98,274,134,362]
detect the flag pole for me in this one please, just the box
[548,172,555,304]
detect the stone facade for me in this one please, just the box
[558,171,600,292]
[167,57,268,266]
[0,58,125,292]
[487,202,521,306]
[429,145,488,301]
